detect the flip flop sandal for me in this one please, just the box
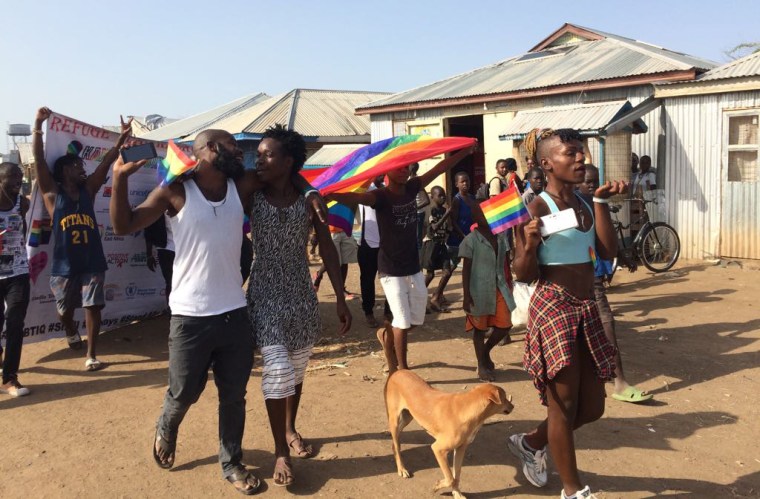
[227,468,262,495]
[152,430,176,469]
[272,458,294,487]
[288,432,314,458]
[66,332,83,350]
[85,358,104,371]
[612,386,653,404]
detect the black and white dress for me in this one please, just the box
[246,191,321,351]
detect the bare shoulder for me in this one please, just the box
[527,195,549,218]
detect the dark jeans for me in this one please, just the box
[357,240,379,316]
[0,273,30,384]
[157,307,254,477]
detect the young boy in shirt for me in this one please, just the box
[327,144,475,372]
[460,198,515,381]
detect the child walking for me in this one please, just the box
[421,186,452,312]
[327,145,475,372]
[459,198,515,381]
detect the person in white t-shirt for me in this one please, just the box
[358,176,384,327]
[632,155,656,198]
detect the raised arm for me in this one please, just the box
[110,156,173,235]
[32,107,58,216]
[418,144,477,188]
[86,115,133,199]
[326,190,378,207]
[593,180,627,261]
[513,200,545,283]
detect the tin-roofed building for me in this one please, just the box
[142,89,390,166]
[654,51,760,261]
[357,23,716,192]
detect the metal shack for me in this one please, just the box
[655,51,760,261]
[356,23,715,193]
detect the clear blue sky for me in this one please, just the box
[2,0,758,153]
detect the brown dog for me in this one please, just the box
[384,369,514,499]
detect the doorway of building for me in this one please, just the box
[445,115,484,195]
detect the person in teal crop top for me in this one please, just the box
[508,128,628,499]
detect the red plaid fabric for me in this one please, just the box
[523,280,616,406]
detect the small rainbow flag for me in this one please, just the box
[159,140,197,187]
[588,246,598,268]
[479,182,531,234]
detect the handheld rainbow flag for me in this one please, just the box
[588,246,598,268]
[479,182,531,235]
[159,140,197,187]
[312,135,476,233]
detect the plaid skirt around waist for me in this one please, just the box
[523,280,616,406]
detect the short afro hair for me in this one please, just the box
[262,124,307,173]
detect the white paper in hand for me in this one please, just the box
[539,208,579,237]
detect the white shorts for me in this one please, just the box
[260,345,313,400]
[379,272,427,330]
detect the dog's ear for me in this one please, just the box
[487,387,502,405]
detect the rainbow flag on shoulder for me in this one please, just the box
[480,182,531,234]
[159,140,197,187]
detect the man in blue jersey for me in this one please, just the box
[33,107,131,371]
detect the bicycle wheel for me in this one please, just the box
[638,222,680,272]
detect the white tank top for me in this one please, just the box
[168,179,246,316]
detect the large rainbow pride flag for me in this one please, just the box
[159,140,197,186]
[479,182,531,234]
[312,135,476,233]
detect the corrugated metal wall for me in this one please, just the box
[663,91,760,260]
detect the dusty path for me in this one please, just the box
[0,261,758,498]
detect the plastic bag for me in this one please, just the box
[511,281,536,327]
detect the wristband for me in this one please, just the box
[304,189,319,198]
[32,129,43,135]
[592,196,609,204]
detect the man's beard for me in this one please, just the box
[213,147,244,180]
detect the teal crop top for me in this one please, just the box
[537,191,596,266]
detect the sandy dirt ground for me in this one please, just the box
[0,259,758,498]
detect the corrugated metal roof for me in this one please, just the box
[140,93,271,141]
[304,144,364,167]
[697,51,760,82]
[358,24,716,111]
[160,89,390,142]
[499,100,640,139]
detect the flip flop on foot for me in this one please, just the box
[364,313,379,328]
[612,386,652,404]
[152,430,176,469]
[288,432,314,458]
[66,332,83,350]
[272,456,294,487]
[85,358,105,371]
[227,467,261,495]
[429,300,450,313]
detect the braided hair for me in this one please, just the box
[524,128,583,165]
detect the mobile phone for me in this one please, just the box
[121,143,157,163]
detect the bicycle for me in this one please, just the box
[609,198,681,275]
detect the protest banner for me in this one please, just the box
[18,112,190,343]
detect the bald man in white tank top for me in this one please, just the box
[109,129,324,495]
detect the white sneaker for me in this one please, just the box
[507,433,548,487]
[0,379,30,397]
[561,485,598,498]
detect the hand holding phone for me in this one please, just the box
[121,143,157,163]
